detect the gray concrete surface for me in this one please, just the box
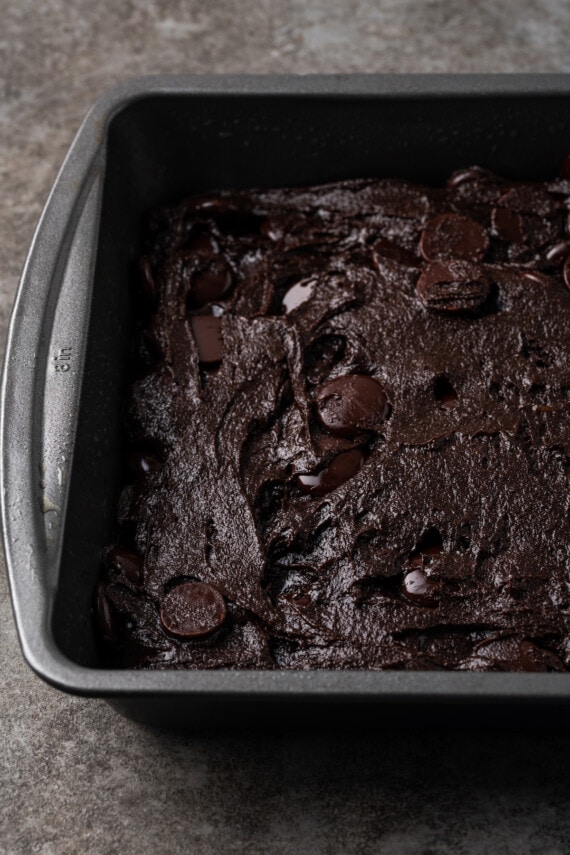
[2,1,570,853]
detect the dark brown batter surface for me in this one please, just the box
[96,161,570,671]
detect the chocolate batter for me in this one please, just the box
[96,160,570,671]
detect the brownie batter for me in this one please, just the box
[96,159,570,671]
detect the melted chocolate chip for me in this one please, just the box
[191,315,224,365]
[282,278,316,314]
[416,260,490,313]
[420,213,489,262]
[316,375,389,437]
[190,259,233,307]
[297,448,365,496]
[108,546,143,586]
[401,568,439,607]
[160,581,227,638]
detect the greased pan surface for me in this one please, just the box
[3,75,570,728]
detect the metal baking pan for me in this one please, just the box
[3,74,570,729]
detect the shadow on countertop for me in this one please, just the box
[119,714,570,854]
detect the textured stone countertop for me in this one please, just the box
[2,2,570,853]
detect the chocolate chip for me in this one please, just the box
[401,568,439,607]
[128,450,163,477]
[316,375,389,437]
[190,259,233,307]
[282,278,316,314]
[297,448,365,496]
[95,582,119,641]
[564,256,570,290]
[491,206,524,243]
[420,213,489,262]
[416,260,490,313]
[191,315,224,365]
[493,203,559,252]
[446,166,496,188]
[160,581,227,638]
[544,240,570,267]
[108,546,143,586]
[497,185,559,218]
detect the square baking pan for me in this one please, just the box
[3,74,570,729]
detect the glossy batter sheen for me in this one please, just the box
[96,162,570,671]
